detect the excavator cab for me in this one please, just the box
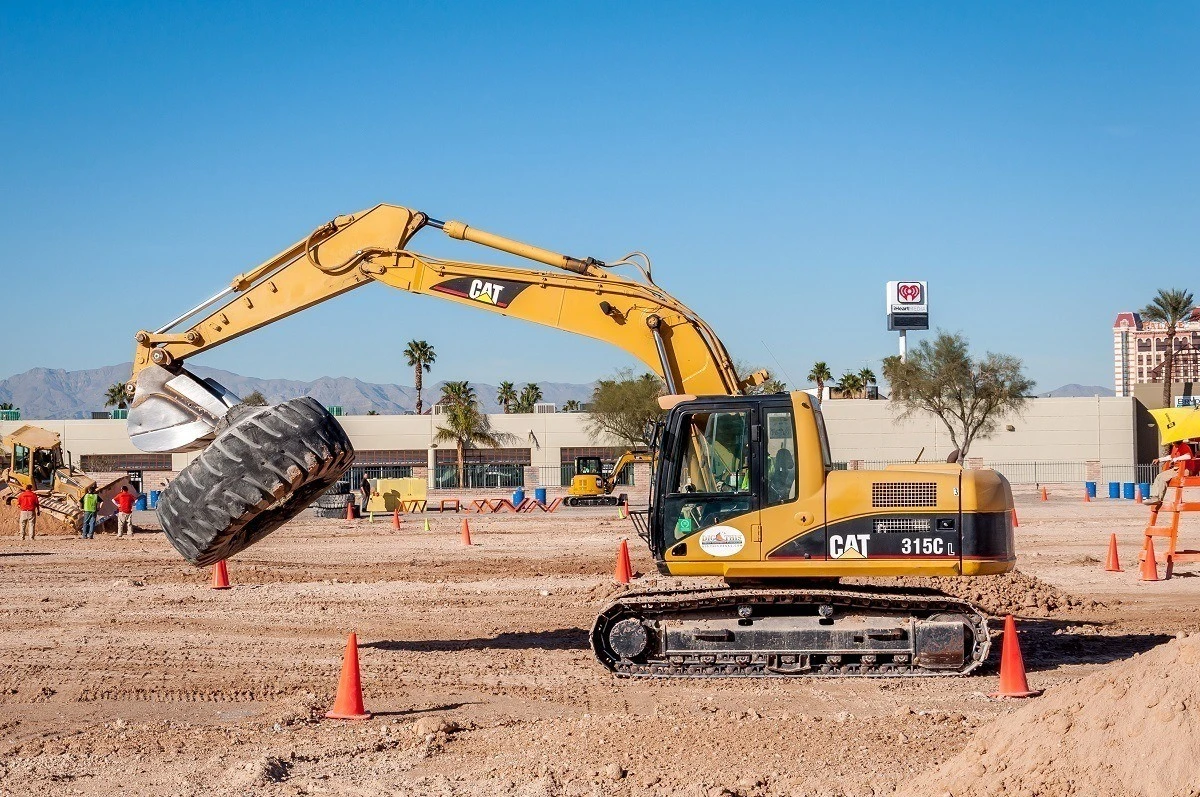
[565,455,622,507]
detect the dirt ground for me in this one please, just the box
[1,484,1198,796]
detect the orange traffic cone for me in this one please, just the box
[325,632,371,720]
[1011,508,1019,528]
[1141,539,1160,582]
[1041,487,1048,501]
[1104,533,1123,572]
[345,501,355,521]
[392,507,401,530]
[614,539,632,584]
[211,560,231,590]
[460,518,473,546]
[1135,485,1143,504]
[1083,487,1091,503]
[989,615,1042,699]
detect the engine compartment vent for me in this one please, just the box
[872,482,937,508]
[872,517,933,534]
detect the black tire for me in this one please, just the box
[313,492,354,510]
[157,397,354,565]
[324,481,350,496]
[313,506,348,519]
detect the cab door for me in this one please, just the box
[657,402,762,567]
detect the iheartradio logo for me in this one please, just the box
[896,283,923,303]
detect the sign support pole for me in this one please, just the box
[899,329,907,363]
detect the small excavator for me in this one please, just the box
[564,451,652,507]
[2,425,94,530]
[125,203,1015,678]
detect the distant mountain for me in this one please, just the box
[1038,384,1115,398]
[0,364,597,419]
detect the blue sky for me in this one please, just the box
[1,2,1196,392]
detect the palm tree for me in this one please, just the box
[104,382,128,409]
[561,399,583,412]
[514,383,543,413]
[760,377,787,394]
[440,381,476,406]
[403,340,436,414]
[0,402,14,411]
[434,397,515,488]
[496,381,518,413]
[835,372,864,399]
[808,362,832,400]
[366,410,379,416]
[1141,288,1196,412]
[857,367,876,398]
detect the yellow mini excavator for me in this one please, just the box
[126,203,1016,678]
[563,450,653,507]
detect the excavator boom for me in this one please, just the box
[128,204,754,453]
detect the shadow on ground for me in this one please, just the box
[1008,618,1173,673]
[364,628,587,653]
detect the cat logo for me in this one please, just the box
[829,534,870,559]
[430,276,532,309]
[467,279,504,305]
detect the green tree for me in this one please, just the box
[0,402,14,411]
[586,370,666,448]
[241,390,268,407]
[836,372,864,398]
[104,382,128,410]
[760,377,787,394]
[561,399,583,413]
[366,410,379,415]
[1141,288,1196,412]
[881,331,1034,462]
[434,391,514,488]
[496,381,518,413]
[403,340,437,414]
[513,383,543,413]
[807,362,833,400]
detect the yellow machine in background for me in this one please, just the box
[2,425,95,530]
[565,451,652,507]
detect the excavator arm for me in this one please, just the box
[128,203,762,453]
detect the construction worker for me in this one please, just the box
[113,485,137,538]
[80,485,100,539]
[359,474,371,515]
[16,484,39,540]
[1147,439,1198,508]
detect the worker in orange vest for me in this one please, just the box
[16,485,39,540]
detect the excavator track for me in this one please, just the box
[591,586,991,678]
[37,495,85,532]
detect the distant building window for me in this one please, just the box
[80,454,173,471]
[355,450,427,466]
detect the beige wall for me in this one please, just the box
[820,396,1137,464]
[1,396,1142,474]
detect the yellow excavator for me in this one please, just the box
[126,203,1015,678]
[564,450,652,507]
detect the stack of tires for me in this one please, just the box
[312,481,353,518]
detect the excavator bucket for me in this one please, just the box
[127,364,241,453]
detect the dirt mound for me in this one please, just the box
[0,500,80,537]
[857,569,1104,616]
[901,633,1200,797]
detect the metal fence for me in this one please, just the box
[345,465,414,488]
[433,464,524,489]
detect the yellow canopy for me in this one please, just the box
[1149,406,1200,446]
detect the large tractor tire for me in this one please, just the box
[157,397,354,566]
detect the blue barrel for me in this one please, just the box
[1140,481,1151,501]
[513,487,526,506]
[535,487,547,505]
[1123,482,1135,500]
[1085,481,1097,498]
[134,495,147,510]
[148,490,161,509]
[1108,482,1120,499]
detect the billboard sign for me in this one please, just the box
[887,281,928,331]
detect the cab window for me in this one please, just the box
[12,444,29,476]
[765,409,798,506]
[663,409,753,541]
